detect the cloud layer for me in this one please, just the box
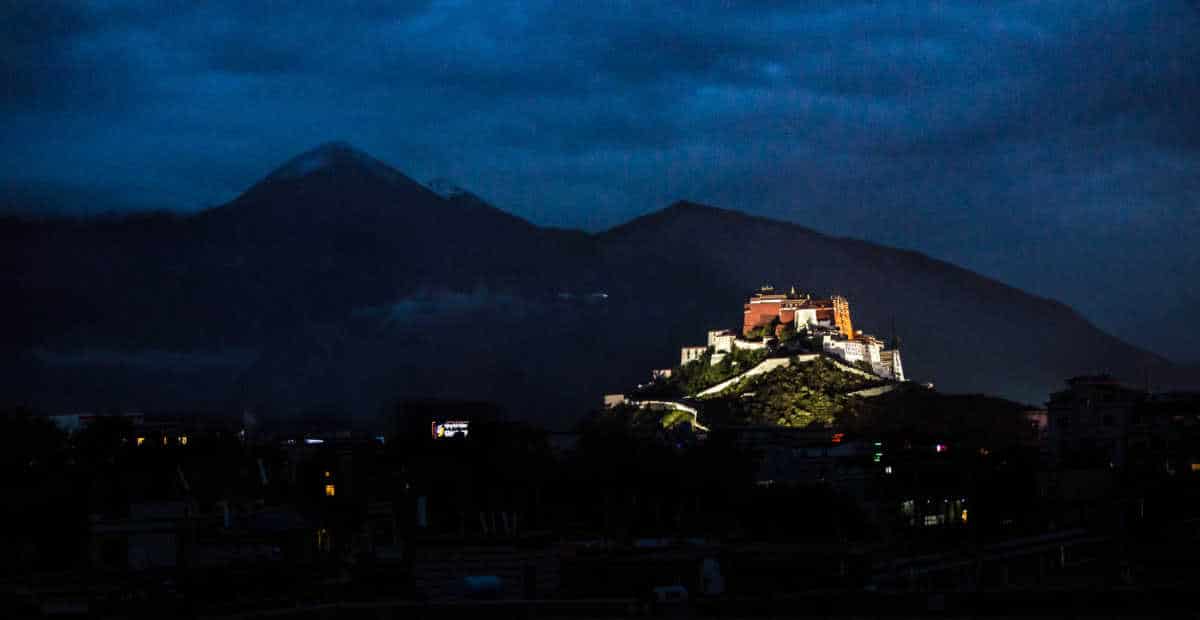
[3,0,1198,359]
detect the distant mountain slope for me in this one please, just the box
[1,146,1194,425]
[597,201,1188,404]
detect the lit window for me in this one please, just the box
[1191,463,1200,473]
[136,437,145,446]
[180,435,188,446]
[162,436,168,446]
[884,465,893,475]
[961,509,968,524]
[324,484,336,497]
[323,470,332,479]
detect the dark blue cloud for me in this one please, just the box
[2,0,1198,360]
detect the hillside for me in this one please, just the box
[598,202,1193,405]
[1,145,1195,426]
[695,355,886,428]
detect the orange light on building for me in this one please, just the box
[324,484,336,497]
[832,295,854,338]
[323,470,332,479]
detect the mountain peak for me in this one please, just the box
[263,141,414,187]
[602,200,762,239]
[663,200,726,214]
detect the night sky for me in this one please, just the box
[4,1,1198,362]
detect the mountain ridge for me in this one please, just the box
[1,143,1194,423]
[611,198,1165,363]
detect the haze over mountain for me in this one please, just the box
[3,144,1194,427]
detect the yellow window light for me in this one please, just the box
[324,484,336,497]
[136,437,145,446]
[180,435,188,446]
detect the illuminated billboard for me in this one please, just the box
[432,420,469,439]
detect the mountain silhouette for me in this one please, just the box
[2,144,1193,426]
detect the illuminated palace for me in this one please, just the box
[742,286,853,338]
[657,286,906,386]
[740,285,905,381]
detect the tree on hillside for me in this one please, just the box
[706,357,881,428]
[633,347,769,399]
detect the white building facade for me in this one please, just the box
[680,346,707,366]
[707,330,736,354]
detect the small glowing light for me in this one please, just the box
[935,443,947,453]
[136,437,145,446]
[831,432,844,444]
[162,436,168,446]
[884,465,893,474]
[179,435,188,446]
[324,484,336,497]
[1191,463,1200,473]
[304,438,324,445]
[961,509,968,524]
[323,470,332,479]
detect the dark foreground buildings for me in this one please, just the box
[2,382,1199,617]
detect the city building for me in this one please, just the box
[1046,375,1147,468]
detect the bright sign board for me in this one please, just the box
[432,420,469,439]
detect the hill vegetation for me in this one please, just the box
[699,356,882,428]
[633,347,768,400]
